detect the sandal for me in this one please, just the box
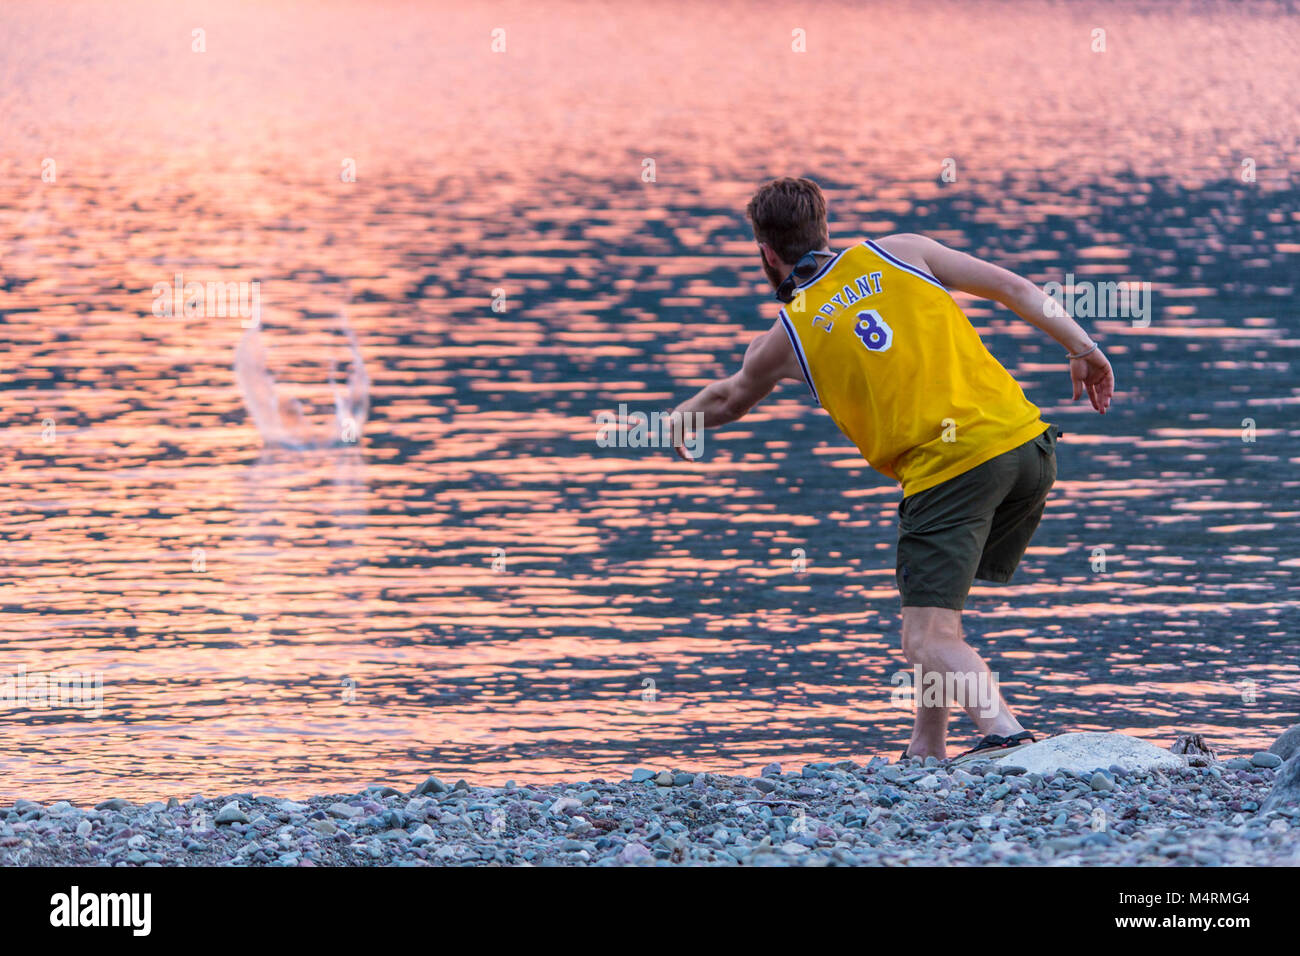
[950,731,1036,766]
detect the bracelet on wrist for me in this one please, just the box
[1067,342,1099,360]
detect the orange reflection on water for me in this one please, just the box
[1,0,1298,799]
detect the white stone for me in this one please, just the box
[621,842,651,863]
[991,732,1186,774]
[213,801,250,825]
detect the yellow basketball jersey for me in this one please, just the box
[778,241,1047,497]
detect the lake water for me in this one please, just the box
[1,0,1297,801]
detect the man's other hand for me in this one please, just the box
[1070,348,1114,414]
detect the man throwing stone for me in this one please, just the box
[669,177,1114,761]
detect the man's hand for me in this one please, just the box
[665,412,698,462]
[1070,347,1114,414]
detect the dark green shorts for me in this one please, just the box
[896,426,1057,610]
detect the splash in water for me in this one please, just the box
[235,312,370,449]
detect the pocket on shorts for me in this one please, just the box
[1032,426,1057,494]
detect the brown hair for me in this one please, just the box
[745,177,829,265]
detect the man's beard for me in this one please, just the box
[760,254,784,291]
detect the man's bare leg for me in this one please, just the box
[900,605,1024,759]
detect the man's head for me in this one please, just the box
[745,177,830,288]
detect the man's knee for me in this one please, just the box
[900,606,963,662]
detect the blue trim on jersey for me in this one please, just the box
[777,308,820,406]
[863,240,948,291]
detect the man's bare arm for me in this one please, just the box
[876,233,1115,414]
[669,319,803,459]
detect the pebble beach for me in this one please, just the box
[5,750,1297,867]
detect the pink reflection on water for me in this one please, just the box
[0,0,1297,799]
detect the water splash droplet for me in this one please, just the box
[235,311,370,449]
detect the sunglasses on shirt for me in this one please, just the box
[774,249,835,303]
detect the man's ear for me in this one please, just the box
[758,243,783,270]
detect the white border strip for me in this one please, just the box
[777,308,821,406]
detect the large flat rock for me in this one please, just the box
[991,732,1187,774]
[1261,753,1300,814]
[1268,725,1300,763]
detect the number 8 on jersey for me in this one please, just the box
[853,308,893,352]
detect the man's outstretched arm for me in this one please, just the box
[669,318,803,460]
[876,233,1116,414]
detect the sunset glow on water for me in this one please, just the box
[0,0,1297,801]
